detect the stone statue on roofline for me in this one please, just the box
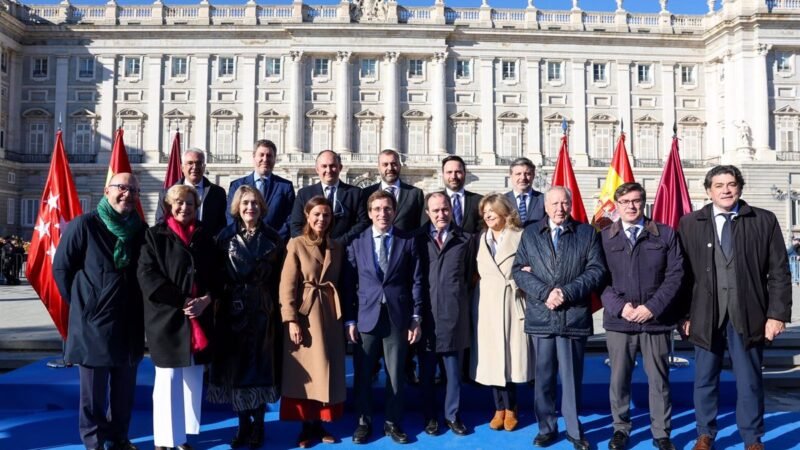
[352,0,388,22]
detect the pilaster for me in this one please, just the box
[97,54,117,162]
[479,57,496,164]
[335,51,352,153]
[383,51,400,151]
[145,54,163,159]
[430,51,448,155]
[54,56,69,139]
[661,62,676,157]
[194,54,210,150]
[570,58,588,165]
[753,44,774,160]
[288,51,305,153]
[526,58,542,165]
[241,55,258,156]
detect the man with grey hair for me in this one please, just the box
[505,157,545,227]
[156,148,227,237]
[513,186,606,450]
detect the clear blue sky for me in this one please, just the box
[28,0,716,14]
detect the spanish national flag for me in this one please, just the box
[592,132,635,230]
[106,127,146,220]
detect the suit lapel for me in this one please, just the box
[384,233,401,277]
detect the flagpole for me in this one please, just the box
[668,120,690,369]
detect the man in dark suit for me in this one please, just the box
[345,190,424,445]
[362,149,425,233]
[417,192,476,437]
[439,155,483,233]
[513,186,607,450]
[290,150,369,245]
[678,165,792,450]
[227,139,295,241]
[505,157,545,227]
[155,148,227,238]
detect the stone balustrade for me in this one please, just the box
[7,0,796,33]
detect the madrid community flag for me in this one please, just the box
[106,127,145,220]
[653,134,693,229]
[26,131,83,339]
[163,131,183,189]
[551,134,589,224]
[592,132,635,229]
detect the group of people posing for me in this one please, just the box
[51,139,792,450]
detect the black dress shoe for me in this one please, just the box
[567,435,590,450]
[609,431,628,450]
[534,432,559,447]
[444,418,468,436]
[352,423,372,444]
[652,438,677,450]
[383,422,408,444]
[176,444,193,450]
[108,441,138,450]
[424,418,439,435]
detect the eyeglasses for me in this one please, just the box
[108,184,140,195]
[617,198,644,207]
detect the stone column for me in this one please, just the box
[194,54,210,150]
[525,57,542,165]
[335,51,352,153]
[721,51,738,163]
[241,55,258,156]
[288,50,305,153]
[383,51,400,151]
[8,50,22,152]
[661,62,676,156]
[570,58,588,165]
[54,56,69,136]
[753,44,773,160]
[616,60,632,158]
[703,61,720,160]
[430,51,448,154]
[146,54,163,157]
[97,54,117,161]
[479,56,496,164]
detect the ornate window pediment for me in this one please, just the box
[118,108,145,119]
[260,109,287,119]
[70,109,98,119]
[543,112,570,123]
[211,108,240,119]
[450,111,478,121]
[354,109,382,120]
[163,108,192,119]
[589,113,617,124]
[306,108,334,119]
[679,115,705,126]
[22,108,52,119]
[403,109,430,120]
[634,114,661,125]
[774,105,800,115]
[498,111,525,122]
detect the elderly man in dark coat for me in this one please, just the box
[417,191,476,437]
[513,186,606,450]
[600,182,684,450]
[53,173,147,450]
[678,165,792,450]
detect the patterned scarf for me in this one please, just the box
[96,197,144,269]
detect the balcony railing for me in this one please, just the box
[128,153,144,164]
[68,153,98,164]
[634,158,663,168]
[681,157,720,168]
[4,151,50,163]
[589,157,611,167]
[207,153,239,164]
[777,151,800,161]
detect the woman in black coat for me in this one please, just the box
[138,184,222,450]
[208,185,285,448]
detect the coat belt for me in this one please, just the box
[298,280,341,320]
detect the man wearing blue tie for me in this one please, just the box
[345,190,423,445]
[227,140,295,241]
[505,157,545,227]
[439,155,483,234]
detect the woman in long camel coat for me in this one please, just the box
[279,196,347,448]
[471,193,534,432]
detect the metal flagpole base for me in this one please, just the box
[668,355,690,368]
[46,358,72,368]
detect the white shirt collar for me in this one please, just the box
[445,187,465,198]
[184,178,204,189]
[321,180,341,190]
[253,172,271,183]
[621,218,645,233]
[380,180,401,191]
[372,226,393,237]
[712,203,739,218]
[548,219,563,231]
[514,188,533,198]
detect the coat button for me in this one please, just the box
[707,243,712,248]
[706,267,711,272]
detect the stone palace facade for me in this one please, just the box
[1,0,800,238]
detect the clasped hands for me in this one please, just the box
[183,294,211,319]
[346,321,421,345]
[622,303,653,323]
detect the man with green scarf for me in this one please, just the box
[53,173,147,450]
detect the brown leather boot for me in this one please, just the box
[745,443,764,450]
[488,410,505,430]
[503,409,518,431]
[692,435,714,450]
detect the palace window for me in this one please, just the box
[681,65,697,86]
[547,61,562,83]
[171,57,188,78]
[124,56,141,78]
[218,56,235,78]
[408,59,423,78]
[32,57,48,79]
[360,59,377,79]
[265,57,281,78]
[73,121,93,154]
[637,63,653,85]
[77,57,94,79]
[455,60,471,80]
[502,60,517,81]
[592,62,607,84]
[313,58,329,77]
[777,53,792,74]
[778,116,799,153]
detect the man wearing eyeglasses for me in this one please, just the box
[290,150,369,245]
[599,182,684,450]
[156,148,227,238]
[53,173,147,450]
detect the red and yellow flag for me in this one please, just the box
[592,132,635,229]
[106,128,146,220]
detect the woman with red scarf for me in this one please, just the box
[138,184,222,450]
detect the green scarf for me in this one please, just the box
[96,197,144,269]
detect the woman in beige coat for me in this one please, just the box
[279,196,347,448]
[471,193,534,432]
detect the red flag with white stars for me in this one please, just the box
[26,130,83,339]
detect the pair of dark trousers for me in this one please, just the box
[694,321,764,445]
[606,330,672,439]
[419,349,462,422]
[533,335,586,440]
[78,364,138,449]
[353,305,408,425]
[492,383,518,410]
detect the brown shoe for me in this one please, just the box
[692,435,714,450]
[745,443,764,450]
[315,422,336,444]
[503,409,518,431]
[489,410,505,430]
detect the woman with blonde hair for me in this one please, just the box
[470,193,534,432]
[279,196,347,448]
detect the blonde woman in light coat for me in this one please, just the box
[470,193,534,432]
